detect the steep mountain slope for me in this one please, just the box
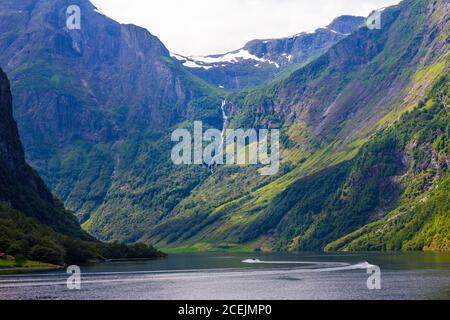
[2,0,448,251]
[0,68,87,239]
[0,0,223,242]
[230,0,448,143]
[0,68,165,265]
[172,15,365,89]
[326,75,449,252]
[271,74,449,252]
[143,0,449,252]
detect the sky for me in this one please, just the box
[90,0,402,56]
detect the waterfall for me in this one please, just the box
[209,99,228,172]
[219,99,228,150]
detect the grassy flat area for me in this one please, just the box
[160,243,256,254]
[0,256,58,269]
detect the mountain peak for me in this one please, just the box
[173,15,365,89]
[326,15,365,34]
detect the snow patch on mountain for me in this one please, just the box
[170,52,213,70]
[171,50,279,70]
[183,60,213,70]
[282,53,293,62]
[326,27,350,35]
[193,49,280,68]
[170,52,186,61]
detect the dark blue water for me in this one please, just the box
[1,252,449,300]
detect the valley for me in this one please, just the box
[0,0,448,257]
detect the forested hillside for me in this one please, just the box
[143,0,449,252]
[0,0,448,253]
[0,68,164,266]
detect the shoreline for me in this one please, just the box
[0,266,63,275]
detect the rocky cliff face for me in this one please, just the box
[230,0,449,142]
[0,68,87,239]
[0,0,222,241]
[171,15,365,89]
[244,15,365,66]
[0,0,215,147]
[142,0,449,251]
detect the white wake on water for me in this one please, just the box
[241,259,376,272]
[0,260,377,289]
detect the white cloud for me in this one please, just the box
[90,0,401,56]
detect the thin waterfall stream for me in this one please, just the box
[209,99,228,172]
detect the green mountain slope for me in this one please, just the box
[0,68,165,265]
[273,73,449,252]
[143,0,449,252]
[326,76,449,252]
[0,0,224,242]
[0,68,87,239]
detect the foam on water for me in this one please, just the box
[0,260,378,289]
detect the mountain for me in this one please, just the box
[1,0,448,252]
[141,0,449,252]
[171,15,365,89]
[0,68,86,239]
[272,75,449,252]
[0,0,223,242]
[0,67,165,265]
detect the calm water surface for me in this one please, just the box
[0,252,449,300]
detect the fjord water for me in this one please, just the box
[0,252,449,300]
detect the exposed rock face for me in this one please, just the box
[229,0,449,143]
[141,0,449,250]
[0,0,221,241]
[326,15,366,34]
[0,70,26,177]
[0,0,206,147]
[244,16,366,66]
[172,15,365,89]
[0,68,87,239]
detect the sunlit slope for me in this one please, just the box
[144,0,449,252]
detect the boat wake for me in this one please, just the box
[0,261,376,289]
[242,259,375,272]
